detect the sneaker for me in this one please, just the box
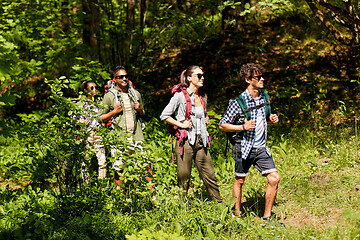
[261,215,285,227]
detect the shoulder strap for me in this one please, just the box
[108,88,122,105]
[181,88,193,120]
[236,95,251,120]
[236,92,271,120]
[261,91,271,118]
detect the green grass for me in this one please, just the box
[1,118,360,239]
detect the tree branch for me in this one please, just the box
[318,0,351,22]
[305,0,352,45]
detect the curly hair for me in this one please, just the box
[239,63,264,82]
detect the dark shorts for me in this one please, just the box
[233,145,277,177]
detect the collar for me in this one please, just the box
[187,88,194,96]
[243,89,263,102]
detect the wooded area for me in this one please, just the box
[1,0,359,120]
[1,0,360,239]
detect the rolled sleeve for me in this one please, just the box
[97,93,113,123]
[219,100,243,125]
[160,92,185,121]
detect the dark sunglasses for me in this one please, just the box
[115,75,128,80]
[193,73,204,79]
[253,75,264,81]
[90,86,97,90]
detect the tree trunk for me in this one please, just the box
[125,0,136,65]
[82,0,101,59]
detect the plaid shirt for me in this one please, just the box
[219,89,271,160]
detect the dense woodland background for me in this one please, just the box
[1,0,360,239]
[1,0,360,122]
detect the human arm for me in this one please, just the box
[160,92,191,128]
[134,90,144,117]
[97,93,122,123]
[133,102,144,117]
[218,99,255,132]
[164,117,192,129]
[101,102,122,123]
[219,118,255,132]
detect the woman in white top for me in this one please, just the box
[160,66,222,202]
[79,81,106,182]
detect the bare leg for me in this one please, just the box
[233,176,246,216]
[263,172,280,218]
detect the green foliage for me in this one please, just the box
[2,0,360,239]
[2,102,360,238]
[126,229,185,240]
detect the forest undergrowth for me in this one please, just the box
[1,2,360,239]
[1,101,360,239]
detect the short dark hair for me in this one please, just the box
[239,63,264,83]
[111,65,126,79]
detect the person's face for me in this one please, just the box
[247,72,265,89]
[87,82,98,97]
[113,69,128,89]
[188,68,204,89]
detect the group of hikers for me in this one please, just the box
[79,63,283,225]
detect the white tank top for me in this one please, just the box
[194,106,204,134]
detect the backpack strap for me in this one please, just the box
[236,95,251,120]
[127,81,139,103]
[108,88,122,105]
[105,88,122,128]
[236,92,271,120]
[181,87,193,120]
[261,91,271,119]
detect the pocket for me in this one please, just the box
[232,143,242,160]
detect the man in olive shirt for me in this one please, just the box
[97,65,145,185]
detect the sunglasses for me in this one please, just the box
[192,73,204,79]
[115,75,128,80]
[253,75,264,81]
[90,86,97,90]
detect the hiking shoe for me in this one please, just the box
[261,215,285,227]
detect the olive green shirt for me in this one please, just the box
[97,87,145,141]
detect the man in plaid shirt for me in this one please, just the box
[219,63,281,223]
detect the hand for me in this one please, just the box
[181,120,192,129]
[205,116,210,125]
[270,114,279,123]
[244,118,255,130]
[134,102,142,111]
[112,101,123,114]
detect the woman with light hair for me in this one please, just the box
[160,65,222,202]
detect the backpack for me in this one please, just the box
[168,84,209,163]
[226,91,271,145]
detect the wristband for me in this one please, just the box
[242,124,246,131]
